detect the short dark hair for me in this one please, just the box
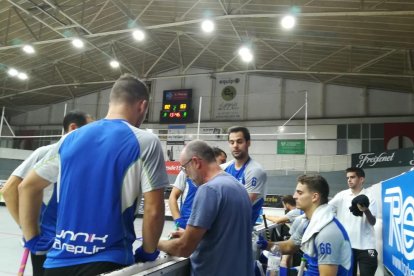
[184,140,216,163]
[62,110,90,133]
[110,74,149,104]
[227,126,250,141]
[212,147,227,158]
[297,174,329,205]
[282,195,296,206]
[346,167,365,178]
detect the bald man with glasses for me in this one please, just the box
[168,147,227,230]
[160,140,252,276]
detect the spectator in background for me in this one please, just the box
[18,74,169,276]
[1,110,92,276]
[329,167,378,276]
[266,195,303,225]
[159,140,253,276]
[222,126,267,225]
[169,146,227,229]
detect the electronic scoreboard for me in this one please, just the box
[160,89,193,124]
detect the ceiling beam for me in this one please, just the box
[144,36,178,77]
[178,0,202,21]
[218,0,241,41]
[183,36,217,73]
[54,64,75,98]
[42,0,92,35]
[305,46,349,70]
[132,0,156,24]
[183,33,239,71]
[13,7,39,41]
[86,0,110,28]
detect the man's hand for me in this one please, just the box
[134,245,160,263]
[357,203,368,212]
[24,235,54,255]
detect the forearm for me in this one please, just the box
[364,209,376,225]
[266,215,288,224]
[18,183,43,240]
[143,189,165,253]
[2,176,22,225]
[158,238,191,257]
[168,198,181,220]
[276,239,300,255]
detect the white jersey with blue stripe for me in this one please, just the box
[34,119,169,268]
[12,143,57,239]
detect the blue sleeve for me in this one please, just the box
[187,185,219,230]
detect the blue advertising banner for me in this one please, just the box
[382,170,414,276]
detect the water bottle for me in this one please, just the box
[252,232,260,260]
[266,244,281,276]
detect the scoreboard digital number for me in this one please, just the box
[160,89,193,124]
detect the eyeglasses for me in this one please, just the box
[180,158,193,172]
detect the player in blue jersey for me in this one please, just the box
[159,140,253,276]
[1,110,91,276]
[18,74,169,276]
[258,175,353,276]
[168,147,227,229]
[222,126,267,225]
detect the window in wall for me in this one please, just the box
[370,124,384,139]
[370,139,385,152]
[337,124,347,139]
[362,139,370,152]
[348,124,361,139]
[362,124,370,139]
[337,139,347,155]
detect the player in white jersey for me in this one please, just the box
[329,167,378,276]
[222,126,267,225]
[1,110,91,276]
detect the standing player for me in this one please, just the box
[329,167,378,276]
[169,147,227,229]
[222,126,267,225]
[18,74,169,275]
[1,110,91,276]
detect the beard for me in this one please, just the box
[232,150,247,160]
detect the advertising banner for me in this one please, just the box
[382,170,414,276]
[351,147,414,168]
[277,139,305,154]
[213,74,245,120]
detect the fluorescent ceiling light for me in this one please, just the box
[201,19,215,33]
[109,60,120,68]
[281,15,296,29]
[17,72,28,80]
[238,46,253,63]
[7,68,18,77]
[22,45,35,54]
[132,29,145,41]
[72,38,84,48]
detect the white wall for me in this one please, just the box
[6,69,414,172]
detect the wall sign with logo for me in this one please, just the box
[277,140,305,154]
[213,75,245,120]
[351,147,414,168]
[382,170,414,276]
